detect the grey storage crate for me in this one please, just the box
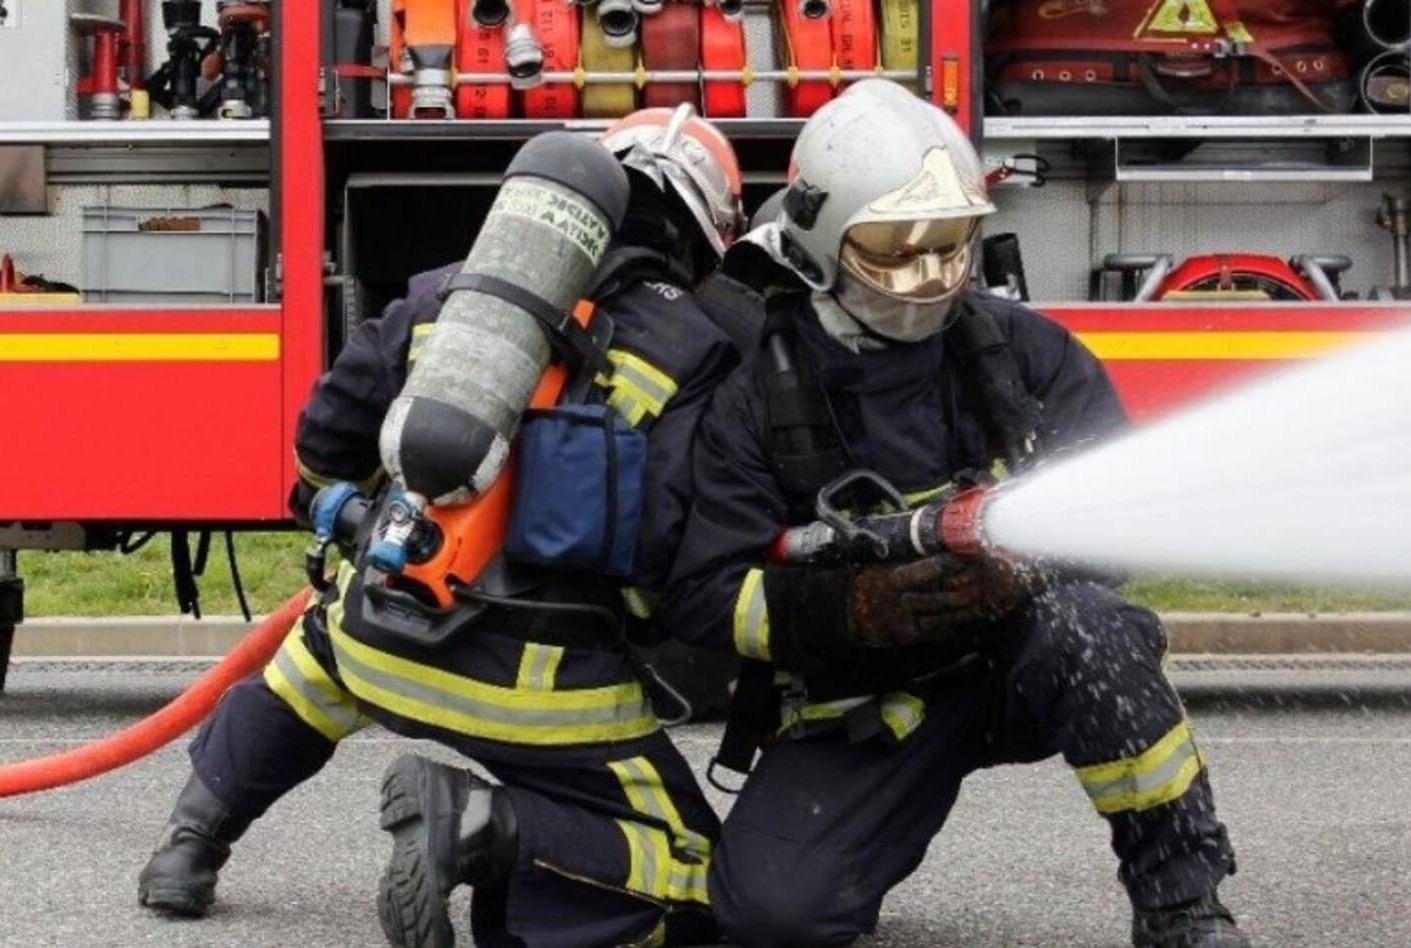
[81,206,267,304]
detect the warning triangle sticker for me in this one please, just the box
[1140,0,1220,36]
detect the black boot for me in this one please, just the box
[1133,892,1251,948]
[377,753,518,948]
[137,772,252,917]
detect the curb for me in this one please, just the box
[9,611,1411,657]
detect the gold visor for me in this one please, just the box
[839,218,978,302]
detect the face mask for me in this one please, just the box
[831,268,961,343]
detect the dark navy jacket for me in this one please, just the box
[660,290,1129,664]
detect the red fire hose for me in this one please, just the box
[0,588,311,798]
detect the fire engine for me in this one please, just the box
[0,0,1407,686]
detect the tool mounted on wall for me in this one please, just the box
[208,1,273,118]
[147,1,221,119]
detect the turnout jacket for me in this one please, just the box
[660,291,1129,732]
[285,247,738,759]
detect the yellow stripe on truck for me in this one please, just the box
[0,333,280,362]
[1077,331,1370,361]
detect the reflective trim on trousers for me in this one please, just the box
[263,618,372,741]
[1075,719,1204,815]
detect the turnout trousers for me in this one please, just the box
[188,587,720,948]
[710,581,1236,948]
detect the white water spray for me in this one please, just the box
[983,319,1411,588]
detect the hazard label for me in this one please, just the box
[1139,0,1220,36]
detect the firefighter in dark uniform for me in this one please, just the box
[136,106,744,948]
[660,79,1249,948]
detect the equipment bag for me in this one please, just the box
[504,403,646,577]
[985,0,1358,116]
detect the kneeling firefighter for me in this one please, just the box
[660,79,1248,948]
[136,108,744,948]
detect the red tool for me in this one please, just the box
[73,13,128,120]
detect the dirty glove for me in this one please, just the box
[762,554,1033,671]
[937,554,1037,626]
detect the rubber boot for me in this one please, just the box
[377,753,519,948]
[1132,892,1251,948]
[137,772,252,917]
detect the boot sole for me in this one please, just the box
[377,755,457,948]
[138,882,213,918]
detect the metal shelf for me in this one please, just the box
[322,118,805,142]
[0,119,271,145]
[985,113,1411,141]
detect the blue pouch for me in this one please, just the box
[504,404,646,577]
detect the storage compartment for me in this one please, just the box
[81,204,266,304]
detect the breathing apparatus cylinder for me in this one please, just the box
[378,132,631,507]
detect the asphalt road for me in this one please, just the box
[2,662,1410,947]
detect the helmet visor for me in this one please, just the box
[839,217,977,302]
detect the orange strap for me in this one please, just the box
[700,4,747,117]
[777,1,834,117]
[516,0,581,118]
[641,2,700,110]
[829,0,876,93]
[457,0,512,118]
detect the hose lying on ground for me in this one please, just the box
[0,588,311,798]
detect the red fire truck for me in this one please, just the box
[1,0,1407,685]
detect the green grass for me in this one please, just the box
[12,532,1411,617]
[16,532,310,618]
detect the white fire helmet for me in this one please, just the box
[600,104,745,260]
[779,79,995,311]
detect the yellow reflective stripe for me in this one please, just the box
[1077,331,1369,361]
[605,388,650,428]
[263,621,370,741]
[1075,720,1204,814]
[621,586,656,619]
[617,819,671,899]
[608,757,711,904]
[604,349,677,420]
[323,564,658,745]
[0,332,279,362]
[515,643,564,690]
[778,694,871,733]
[328,625,660,745]
[879,691,925,741]
[408,323,434,363]
[732,568,771,661]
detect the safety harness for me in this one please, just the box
[711,287,1044,785]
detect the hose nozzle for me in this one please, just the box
[797,0,830,20]
[504,24,545,89]
[596,0,639,47]
[716,0,745,19]
[471,0,510,28]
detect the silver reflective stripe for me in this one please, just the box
[264,632,367,741]
[1076,720,1204,814]
[326,623,659,745]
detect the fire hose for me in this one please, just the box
[0,588,311,799]
[768,469,998,566]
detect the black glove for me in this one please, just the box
[763,553,1036,671]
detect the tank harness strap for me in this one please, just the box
[438,272,614,377]
[945,295,1044,468]
[754,291,848,521]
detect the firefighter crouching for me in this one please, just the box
[659,79,1249,948]
[136,107,744,948]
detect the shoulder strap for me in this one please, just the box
[946,295,1044,469]
[754,292,848,521]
